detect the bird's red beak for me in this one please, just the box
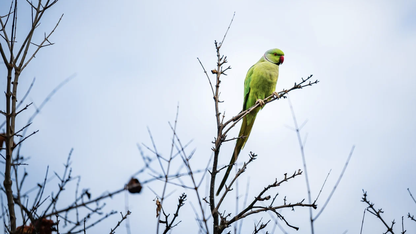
[279,56,284,65]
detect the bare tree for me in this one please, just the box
[0,1,135,233]
[1,0,63,231]
[135,13,321,234]
[1,2,354,233]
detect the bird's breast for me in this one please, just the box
[252,63,279,90]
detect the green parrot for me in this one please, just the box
[216,48,284,196]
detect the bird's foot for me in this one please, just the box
[273,91,279,98]
[255,99,265,107]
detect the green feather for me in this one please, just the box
[216,48,284,196]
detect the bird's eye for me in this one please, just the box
[273,53,277,56]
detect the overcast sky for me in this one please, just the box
[1,0,416,233]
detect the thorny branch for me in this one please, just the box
[1,0,63,231]
[252,218,270,234]
[169,118,210,232]
[160,193,187,234]
[361,191,396,234]
[203,13,238,234]
[219,170,316,232]
[407,188,416,224]
[223,75,318,138]
[110,211,131,234]
[215,152,257,211]
[9,150,132,233]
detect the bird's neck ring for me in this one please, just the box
[263,53,277,65]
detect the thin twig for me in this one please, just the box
[109,211,131,234]
[361,191,395,233]
[162,193,186,234]
[169,120,209,232]
[314,169,331,204]
[360,208,366,234]
[221,170,316,231]
[407,188,416,204]
[219,12,235,47]
[288,97,313,233]
[206,13,237,234]
[252,218,270,234]
[156,104,180,233]
[197,57,215,97]
[313,146,355,220]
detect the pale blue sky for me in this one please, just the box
[1,0,416,233]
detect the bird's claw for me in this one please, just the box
[273,91,279,98]
[255,99,265,107]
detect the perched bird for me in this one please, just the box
[216,48,284,196]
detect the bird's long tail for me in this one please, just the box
[216,115,256,196]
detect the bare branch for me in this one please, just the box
[360,208,366,234]
[408,213,416,223]
[401,216,406,234]
[361,191,395,233]
[218,170,316,232]
[314,169,331,205]
[407,188,416,204]
[21,13,64,70]
[168,117,210,232]
[0,43,8,65]
[221,75,318,139]
[197,57,215,97]
[18,74,75,143]
[252,218,270,234]
[161,193,187,234]
[219,12,235,47]
[109,211,131,234]
[313,146,355,220]
[216,152,257,211]
[287,96,314,232]
[13,130,38,149]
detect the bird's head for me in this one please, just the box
[264,48,284,65]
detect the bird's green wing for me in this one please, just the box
[243,65,255,110]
